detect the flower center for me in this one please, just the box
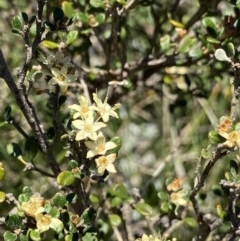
[58,74,65,82]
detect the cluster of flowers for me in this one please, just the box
[135,234,177,241]
[37,52,75,92]
[69,93,121,175]
[20,194,63,234]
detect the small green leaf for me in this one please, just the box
[134,202,153,216]
[53,192,67,208]
[184,217,198,227]
[4,106,12,121]
[75,12,89,25]
[29,16,36,25]
[227,42,235,58]
[201,148,211,159]
[48,207,60,218]
[116,0,126,4]
[89,194,100,204]
[208,130,226,143]
[0,165,5,181]
[5,214,22,231]
[41,40,59,49]
[212,184,223,196]
[157,191,168,201]
[57,171,75,186]
[66,193,77,204]
[95,13,105,25]
[90,0,105,9]
[4,231,17,241]
[110,196,123,207]
[82,232,98,241]
[230,160,238,177]
[6,143,22,158]
[160,201,169,213]
[18,193,31,205]
[12,29,21,35]
[66,30,78,45]
[62,1,74,17]
[0,191,6,202]
[160,35,171,53]
[44,21,56,31]
[189,48,203,58]
[46,127,55,139]
[113,183,128,200]
[24,136,38,160]
[29,229,41,241]
[21,12,28,23]
[206,37,220,44]
[109,214,121,226]
[107,136,122,154]
[53,7,65,22]
[19,234,28,241]
[68,160,78,170]
[81,207,96,225]
[178,35,195,53]
[12,15,23,30]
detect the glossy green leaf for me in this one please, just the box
[46,127,55,139]
[0,191,6,202]
[3,231,17,241]
[68,160,78,170]
[107,136,122,154]
[212,184,223,196]
[81,207,96,225]
[230,160,238,177]
[208,130,226,143]
[48,207,60,218]
[109,214,121,226]
[29,15,36,25]
[110,196,123,207]
[19,234,28,241]
[66,193,77,204]
[160,35,171,53]
[29,229,41,241]
[18,193,31,205]
[53,192,67,208]
[24,136,38,160]
[21,12,28,23]
[41,40,59,49]
[206,37,220,44]
[62,1,74,17]
[57,171,75,186]
[157,191,168,201]
[53,7,64,22]
[5,213,22,231]
[0,165,5,181]
[82,232,98,241]
[189,48,203,58]
[89,194,100,204]
[184,217,198,227]
[67,30,78,45]
[75,12,89,25]
[4,106,12,121]
[178,35,195,53]
[116,0,126,4]
[90,0,105,9]
[12,15,23,30]
[227,42,235,58]
[113,183,128,200]
[201,148,211,159]
[134,202,153,216]
[95,13,105,25]
[59,95,67,106]
[44,21,56,31]
[6,143,22,158]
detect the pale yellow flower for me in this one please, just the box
[95,153,117,174]
[68,96,93,119]
[217,117,233,139]
[21,194,45,218]
[223,130,240,148]
[35,207,63,233]
[49,66,75,92]
[92,92,121,122]
[170,189,188,206]
[135,234,160,241]
[72,116,106,141]
[85,132,117,158]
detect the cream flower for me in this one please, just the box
[72,116,106,141]
[21,194,45,218]
[95,153,117,174]
[35,207,63,233]
[223,130,240,148]
[170,189,188,206]
[135,234,160,241]
[92,92,121,122]
[85,132,117,158]
[49,66,75,92]
[68,96,93,119]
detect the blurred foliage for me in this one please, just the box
[1,0,240,240]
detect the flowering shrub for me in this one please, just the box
[2,0,240,241]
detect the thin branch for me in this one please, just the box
[0,50,61,177]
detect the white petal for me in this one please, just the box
[106,163,116,173]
